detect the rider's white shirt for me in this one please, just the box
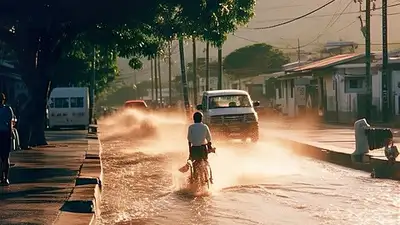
[187,123,212,146]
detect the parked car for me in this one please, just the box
[123,100,148,111]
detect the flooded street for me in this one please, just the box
[96,110,400,225]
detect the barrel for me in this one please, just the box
[365,128,393,150]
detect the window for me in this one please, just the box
[345,77,365,93]
[290,79,294,98]
[54,98,69,108]
[202,95,207,108]
[49,98,55,108]
[208,94,251,109]
[349,78,363,89]
[276,81,282,98]
[70,97,84,108]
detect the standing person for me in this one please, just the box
[0,93,14,185]
[352,118,371,163]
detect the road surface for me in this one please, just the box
[97,111,399,225]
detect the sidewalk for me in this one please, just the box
[264,127,400,179]
[0,130,101,225]
[262,120,400,135]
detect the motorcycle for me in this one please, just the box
[179,146,216,190]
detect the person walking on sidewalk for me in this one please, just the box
[0,93,14,185]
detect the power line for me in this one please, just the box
[289,0,353,49]
[231,33,400,49]
[252,10,400,23]
[246,0,337,30]
[336,20,357,32]
[248,2,400,29]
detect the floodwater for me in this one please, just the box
[96,109,400,225]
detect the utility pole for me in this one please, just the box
[192,37,198,105]
[168,41,172,106]
[150,58,154,101]
[157,54,163,106]
[133,70,138,99]
[297,38,301,65]
[365,0,372,120]
[154,54,159,104]
[89,46,96,124]
[382,0,389,122]
[217,47,223,90]
[179,38,190,112]
[205,42,210,91]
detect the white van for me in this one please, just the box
[47,87,90,129]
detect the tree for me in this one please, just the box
[52,39,119,95]
[223,43,290,79]
[186,59,222,81]
[0,1,166,148]
[0,0,256,147]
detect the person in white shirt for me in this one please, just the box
[187,112,213,161]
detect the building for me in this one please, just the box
[278,53,367,121]
[271,52,400,124]
[0,61,28,107]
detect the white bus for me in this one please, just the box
[47,87,90,129]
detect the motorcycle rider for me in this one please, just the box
[187,111,213,162]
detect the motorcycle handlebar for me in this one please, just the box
[208,147,216,154]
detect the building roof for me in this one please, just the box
[287,53,364,73]
[324,41,358,50]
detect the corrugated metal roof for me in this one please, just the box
[288,53,364,72]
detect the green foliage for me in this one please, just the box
[186,58,220,81]
[0,0,256,75]
[172,0,256,47]
[0,41,16,61]
[97,80,152,107]
[223,43,290,79]
[96,85,138,107]
[52,38,118,95]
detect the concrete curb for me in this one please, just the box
[271,137,400,180]
[54,133,103,225]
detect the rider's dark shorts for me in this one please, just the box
[190,145,208,161]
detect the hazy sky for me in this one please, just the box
[117,0,400,83]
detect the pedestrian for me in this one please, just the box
[0,93,14,185]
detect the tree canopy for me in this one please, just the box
[0,0,256,147]
[186,58,221,81]
[223,43,289,79]
[52,39,118,95]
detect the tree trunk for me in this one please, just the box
[154,55,159,104]
[19,76,50,148]
[157,55,162,105]
[17,31,60,148]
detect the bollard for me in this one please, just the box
[352,118,370,163]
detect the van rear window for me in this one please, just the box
[70,97,84,108]
[54,98,69,108]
